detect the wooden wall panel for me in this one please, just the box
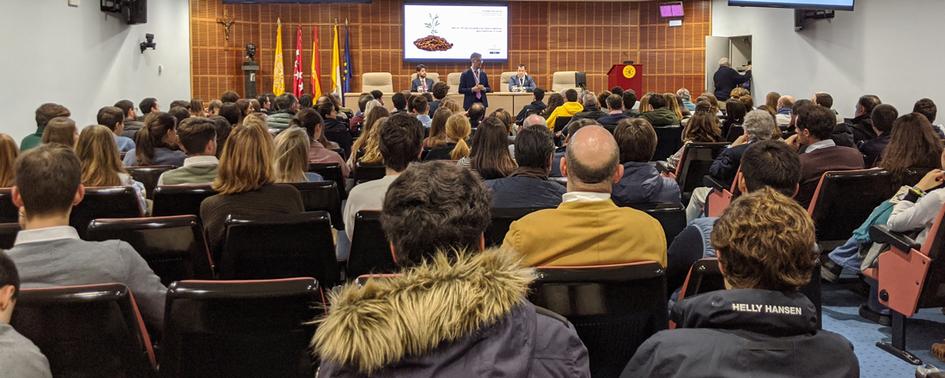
[190,0,711,102]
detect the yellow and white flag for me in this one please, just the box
[272,18,285,96]
[330,23,342,97]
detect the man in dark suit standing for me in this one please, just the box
[459,52,490,110]
[410,64,435,93]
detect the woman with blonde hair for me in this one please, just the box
[42,117,79,148]
[75,125,147,212]
[424,113,471,161]
[424,108,453,149]
[200,121,304,260]
[638,94,653,113]
[665,93,684,121]
[348,106,389,169]
[439,100,462,114]
[273,127,323,183]
[0,133,18,187]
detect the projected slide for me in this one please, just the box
[728,0,854,10]
[403,3,508,62]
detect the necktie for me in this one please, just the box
[475,70,482,100]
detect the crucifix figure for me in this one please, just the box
[217,13,235,41]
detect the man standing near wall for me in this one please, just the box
[459,52,490,110]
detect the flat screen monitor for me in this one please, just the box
[403,2,509,63]
[659,2,684,18]
[728,0,854,11]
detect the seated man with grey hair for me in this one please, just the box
[677,88,696,112]
[686,109,778,222]
[574,92,607,121]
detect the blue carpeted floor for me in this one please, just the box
[821,281,945,377]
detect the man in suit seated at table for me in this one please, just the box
[410,64,434,93]
[508,64,536,92]
[459,52,490,110]
[502,125,666,267]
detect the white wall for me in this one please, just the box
[712,0,945,118]
[0,0,191,144]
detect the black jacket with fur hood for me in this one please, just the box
[312,248,590,377]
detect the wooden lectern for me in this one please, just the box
[607,64,643,95]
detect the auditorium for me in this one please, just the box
[3,0,945,376]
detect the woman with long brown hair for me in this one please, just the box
[468,117,517,179]
[75,125,147,212]
[879,113,944,183]
[541,93,565,119]
[41,117,79,148]
[294,108,350,178]
[666,110,723,168]
[0,133,18,187]
[423,108,453,149]
[123,112,185,166]
[424,113,471,161]
[200,119,304,260]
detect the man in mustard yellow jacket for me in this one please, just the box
[502,125,667,267]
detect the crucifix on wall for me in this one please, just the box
[217,12,235,41]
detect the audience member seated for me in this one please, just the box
[622,90,639,117]
[721,99,747,138]
[6,144,166,328]
[266,93,298,131]
[273,128,323,183]
[666,110,723,170]
[199,119,304,261]
[624,188,859,378]
[207,99,223,116]
[598,94,629,127]
[485,125,565,208]
[347,94,373,133]
[114,100,143,139]
[427,82,447,116]
[541,92,565,120]
[21,103,70,151]
[822,112,944,282]
[666,93,686,122]
[467,117,517,179]
[347,108,389,171]
[574,92,606,121]
[318,102,354,159]
[423,108,452,149]
[612,118,681,205]
[670,141,801,291]
[774,95,794,127]
[640,92,680,128]
[97,106,136,153]
[75,125,147,212]
[847,94,882,145]
[220,91,239,104]
[41,117,78,149]
[467,102,486,129]
[550,118,599,177]
[914,98,945,137]
[391,92,408,115]
[0,251,53,377]
[123,112,186,167]
[314,161,590,377]
[297,108,350,178]
[413,96,432,128]
[169,106,191,125]
[209,115,231,159]
[0,134,16,187]
[157,117,219,185]
[343,113,423,247]
[788,106,865,207]
[677,88,696,112]
[424,113,471,161]
[546,89,584,130]
[860,104,898,167]
[190,99,206,117]
[503,126,666,267]
[218,102,242,126]
[515,88,547,125]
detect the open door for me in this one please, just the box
[705,36,731,96]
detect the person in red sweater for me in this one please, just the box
[786,105,865,208]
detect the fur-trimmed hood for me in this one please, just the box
[312,248,535,376]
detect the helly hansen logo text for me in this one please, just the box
[731,303,803,316]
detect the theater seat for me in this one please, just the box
[87,215,214,285]
[0,222,19,249]
[361,72,393,93]
[807,169,896,251]
[286,181,343,230]
[673,142,728,199]
[704,171,741,218]
[0,188,16,223]
[626,202,686,248]
[529,261,667,378]
[553,116,572,134]
[499,71,517,91]
[677,257,822,329]
[346,210,396,280]
[152,184,217,217]
[308,163,347,201]
[653,126,683,162]
[484,207,553,247]
[868,213,945,365]
[70,186,144,239]
[221,212,340,286]
[353,162,386,185]
[11,283,156,377]
[159,278,324,378]
[551,71,579,93]
[446,72,462,94]
[127,165,175,199]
